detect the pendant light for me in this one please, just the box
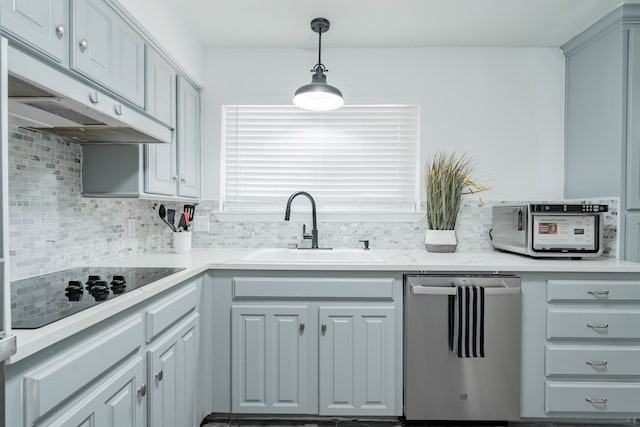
[293,18,344,111]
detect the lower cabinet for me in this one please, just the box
[6,275,203,427]
[44,356,145,427]
[223,272,403,417]
[318,307,396,416]
[148,313,200,427]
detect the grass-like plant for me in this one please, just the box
[426,151,488,230]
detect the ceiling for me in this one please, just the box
[180,0,630,49]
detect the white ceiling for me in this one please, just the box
[180,0,629,49]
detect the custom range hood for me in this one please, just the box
[7,45,171,144]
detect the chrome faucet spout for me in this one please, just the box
[284,191,319,249]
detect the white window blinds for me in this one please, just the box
[222,105,420,212]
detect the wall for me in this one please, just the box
[7,127,182,281]
[202,47,566,201]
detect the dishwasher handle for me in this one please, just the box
[410,283,520,296]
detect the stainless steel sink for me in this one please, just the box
[239,248,385,264]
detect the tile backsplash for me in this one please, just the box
[7,125,619,281]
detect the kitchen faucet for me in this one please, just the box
[284,191,319,249]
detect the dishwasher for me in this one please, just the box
[404,274,521,421]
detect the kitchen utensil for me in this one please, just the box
[167,209,176,229]
[177,212,188,231]
[184,204,196,222]
[158,204,177,232]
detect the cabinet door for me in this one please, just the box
[318,306,396,416]
[148,313,199,427]
[45,356,145,427]
[625,213,640,262]
[0,0,66,63]
[145,48,177,195]
[72,0,144,107]
[176,76,201,198]
[628,28,640,210]
[231,305,310,414]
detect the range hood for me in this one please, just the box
[7,45,172,144]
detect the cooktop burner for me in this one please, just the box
[11,267,185,329]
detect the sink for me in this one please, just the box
[239,248,385,264]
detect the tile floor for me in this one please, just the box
[200,416,635,427]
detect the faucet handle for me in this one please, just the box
[302,224,313,240]
[359,239,370,250]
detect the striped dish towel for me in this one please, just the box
[449,285,485,358]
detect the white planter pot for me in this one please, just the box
[424,229,457,253]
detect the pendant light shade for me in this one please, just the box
[293,18,344,111]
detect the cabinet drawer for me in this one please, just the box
[546,308,640,340]
[545,382,640,413]
[547,280,640,302]
[233,277,394,300]
[145,281,198,342]
[24,316,143,426]
[546,345,640,376]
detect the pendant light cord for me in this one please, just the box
[313,27,327,73]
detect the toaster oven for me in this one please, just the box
[491,204,607,258]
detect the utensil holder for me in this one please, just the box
[173,231,192,253]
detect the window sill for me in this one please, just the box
[212,211,426,223]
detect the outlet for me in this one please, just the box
[127,218,136,238]
[193,215,209,232]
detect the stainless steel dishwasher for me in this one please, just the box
[404,274,521,421]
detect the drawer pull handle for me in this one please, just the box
[586,360,608,367]
[585,397,607,404]
[587,322,609,329]
[587,289,610,296]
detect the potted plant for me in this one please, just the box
[425,151,488,252]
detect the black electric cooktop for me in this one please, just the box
[11,267,185,329]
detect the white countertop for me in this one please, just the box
[9,248,640,363]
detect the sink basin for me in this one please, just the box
[239,248,385,264]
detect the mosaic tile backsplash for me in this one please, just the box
[8,125,619,281]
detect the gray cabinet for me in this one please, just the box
[520,272,640,420]
[83,74,201,200]
[562,5,640,260]
[0,0,67,63]
[219,273,403,417]
[148,313,200,427]
[231,305,310,414]
[71,0,145,107]
[43,356,145,427]
[176,76,201,198]
[145,47,177,196]
[318,306,396,416]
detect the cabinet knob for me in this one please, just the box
[585,397,607,405]
[55,24,65,38]
[172,175,178,183]
[321,323,327,335]
[180,177,186,183]
[138,384,147,397]
[155,369,163,381]
[79,39,88,51]
[88,91,99,104]
[114,104,123,116]
[586,322,609,329]
[299,323,305,334]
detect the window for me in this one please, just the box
[221,105,420,212]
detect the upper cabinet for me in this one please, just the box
[176,76,201,198]
[71,0,145,107]
[0,0,68,64]
[563,4,640,261]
